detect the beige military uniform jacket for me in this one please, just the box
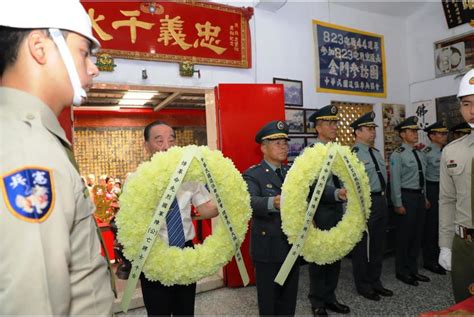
[0,88,114,315]
[439,131,474,248]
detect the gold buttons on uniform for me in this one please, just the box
[261,231,266,236]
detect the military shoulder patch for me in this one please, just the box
[1,167,55,223]
[423,146,432,153]
[352,146,359,153]
[395,147,405,153]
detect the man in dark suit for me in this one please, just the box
[243,120,299,316]
[307,105,350,316]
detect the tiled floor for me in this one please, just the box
[117,255,455,316]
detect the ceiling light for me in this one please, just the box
[119,99,149,106]
[122,91,156,100]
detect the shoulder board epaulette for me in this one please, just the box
[395,147,405,153]
[445,134,468,148]
[249,164,261,170]
[423,146,432,153]
[351,146,359,153]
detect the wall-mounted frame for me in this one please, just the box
[313,20,386,98]
[441,1,473,29]
[304,108,318,133]
[436,94,464,135]
[274,78,303,107]
[287,136,306,162]
[382,103,405,169]
[285,107,305,133]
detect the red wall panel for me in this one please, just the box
[216,84,285,287]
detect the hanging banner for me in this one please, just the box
[80,1,253,68]
[441,0,473,29]
[313,20,386,98]
[413,100,437,147]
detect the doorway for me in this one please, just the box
[72,82,223,312]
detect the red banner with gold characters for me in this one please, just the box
[80,1,253,68]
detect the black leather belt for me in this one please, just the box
[401,188,423,194]
[426,180,439,185]
[371,191,385,196]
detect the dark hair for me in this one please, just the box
[144,120,169,141]
[0,27,73,76]
[427,131,435,141]
[0,27,32,76]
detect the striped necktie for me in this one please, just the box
[167,198,186,248]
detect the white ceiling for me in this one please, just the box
[213,0,432,17]
[329,0,432,17]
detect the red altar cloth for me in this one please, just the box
[97,221,116,261]
[420,296,474,316]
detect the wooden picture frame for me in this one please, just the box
[274,78,303,107]
[285,107,305,133]
[287,136,306,162]
[304,108,318,133]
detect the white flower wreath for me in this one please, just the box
[281,143,372,265]
[116,146,251,285]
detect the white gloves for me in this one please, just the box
[438,247,452,271]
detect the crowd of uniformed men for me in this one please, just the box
[1,0,473,316]
[245,83,473,315]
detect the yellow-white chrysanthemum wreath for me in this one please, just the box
[116,146,251,285]
[281,143,371,265]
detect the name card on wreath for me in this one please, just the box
[313,20,386,98]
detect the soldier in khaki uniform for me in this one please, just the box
[438,69,474,303]
[0,0,114,315]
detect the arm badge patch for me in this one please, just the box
[1,167,55,223]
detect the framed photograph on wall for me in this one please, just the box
[285,107,305,133]
[436,94,465,134]
[288,136,306,161]
[304,108,318,133]
[274,78,303,107]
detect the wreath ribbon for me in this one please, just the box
[121,147,197,312]
[194,151,249,286]
[275,146,337,285]
[275,144,370,286]
[120,146,250,312]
